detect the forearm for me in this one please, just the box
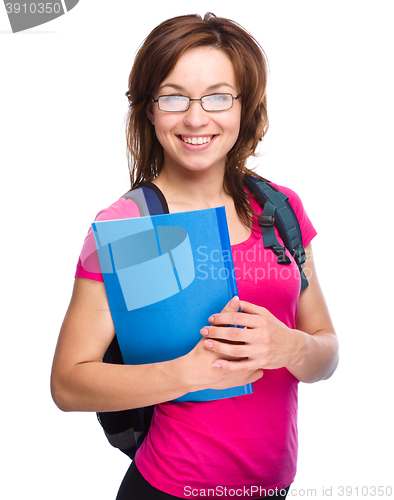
[287,329,339,383]
[51,358,188,413]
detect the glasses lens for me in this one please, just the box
[158,95,189,112]
[202,94,233,111]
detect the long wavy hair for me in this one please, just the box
[125,13,269,228]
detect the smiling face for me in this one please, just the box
[148,46,242,179]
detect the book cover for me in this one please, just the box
[92,206,253,402]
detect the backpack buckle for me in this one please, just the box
[258,213,275,227]
[272,245,291,265]
[293,245,306,267]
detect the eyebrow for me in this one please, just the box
[158,82,235,93]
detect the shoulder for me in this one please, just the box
[75,195,141,281]
[268,182,305,214]
[93,196,141,222]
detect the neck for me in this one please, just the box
[153,165,230,212]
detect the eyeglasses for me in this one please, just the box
[150,93,241,112]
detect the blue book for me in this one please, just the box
[92,207,253,402]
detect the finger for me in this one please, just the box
[204,338,249,358]
[201,325,250,343]
[249,369,264,383]
[220,295,240,313]
[213,358,265,376]
[208,311,257,329]
[201,297,240,338]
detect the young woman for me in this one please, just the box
[51,13,339,500]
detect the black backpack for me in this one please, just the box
[97,175,308,459]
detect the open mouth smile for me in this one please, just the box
[179,135,215,145]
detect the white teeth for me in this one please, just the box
[181,136,212,145]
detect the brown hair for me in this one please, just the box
[125,13,269,228]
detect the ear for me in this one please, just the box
[146,102,155,125]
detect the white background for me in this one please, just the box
[1,1,393,499]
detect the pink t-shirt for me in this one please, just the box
[75,183,317,498]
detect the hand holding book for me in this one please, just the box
[172,296,264,395]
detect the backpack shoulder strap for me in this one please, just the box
[244,175,309,291]
[122,181,169,216]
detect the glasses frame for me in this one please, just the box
[150,93,241,113]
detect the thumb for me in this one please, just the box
[249,369,264,383]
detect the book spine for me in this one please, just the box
[215,207,239,300]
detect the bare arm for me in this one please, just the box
[289,243,339,382]
[51,279,262,413]
[50,278,188,412]
[201,244,339,383]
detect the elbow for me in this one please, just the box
[322,350,340,381]
[306,342,340,384]
[294,333,339,384]
[51,385,72,413]
[50,372,77,413]
[323,335,340,381]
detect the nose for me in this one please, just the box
[183,100,210,129]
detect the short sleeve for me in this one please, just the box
[263,182,317,247]
[75,197,141,282]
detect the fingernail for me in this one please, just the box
[229,295,239,306]
[212,362,222,368]
[201,328,209,336]
[205,340,213,349]
[208,316,214,323]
